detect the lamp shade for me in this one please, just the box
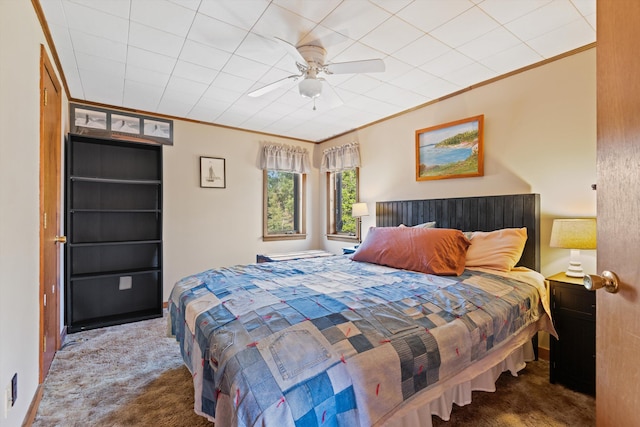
[352,202,369,217]
[550,218,597,249]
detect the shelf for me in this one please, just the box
[67,309,162,333]
[71,176,161,185]
[69,239,162,247]
[70,210,160,242]
[68,270,160,326]
[70,267,161,281]
[70,180,160,211]
[70,209,161,213]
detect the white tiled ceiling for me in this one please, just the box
[39,0,595,142]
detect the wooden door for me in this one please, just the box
[596,1,640,425]
[39,45,62,381]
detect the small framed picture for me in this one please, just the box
[74,108,107,130]
[144,118,172,139]
[200,156,226,188]
[111,114,140,134]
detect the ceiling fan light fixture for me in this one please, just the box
[299,78,322,98]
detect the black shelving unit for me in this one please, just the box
[65,134,163,333]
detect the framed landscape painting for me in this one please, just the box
[415,115,484,181]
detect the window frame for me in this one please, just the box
[326,167,360,243]
[262,169,307,241]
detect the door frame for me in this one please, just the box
[39,44,62,382]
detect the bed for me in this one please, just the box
[169,193,555,426]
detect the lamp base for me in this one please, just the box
[565,261,585,278]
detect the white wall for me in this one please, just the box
[318,49,597,279]
[0,2,66,426]
[162,121,320,299]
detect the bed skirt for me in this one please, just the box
[379,318,549,427]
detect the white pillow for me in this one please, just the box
[398,221,436,228]
[465,227,528,271]
[413,221,436,229]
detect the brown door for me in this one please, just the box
[596,1,640,425]
[39,45,62,381]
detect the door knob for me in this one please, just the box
[584,271,619,293]
[54,235,67,244]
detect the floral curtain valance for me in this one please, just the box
[260,143,311,174]
[321,142,361,172]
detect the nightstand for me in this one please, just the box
[548,272,596,395]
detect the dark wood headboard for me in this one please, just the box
[376,193,540,271]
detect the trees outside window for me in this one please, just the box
[327,168,359,241]
[263,170,306,240]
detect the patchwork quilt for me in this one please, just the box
[169,256,549,427]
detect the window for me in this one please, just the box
[327,168,359,241]
[263,170,306,240]
[259,143,310,241]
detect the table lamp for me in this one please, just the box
[352,202,369,243]
[549,218,597,277]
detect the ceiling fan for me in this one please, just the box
[248,37,385,106]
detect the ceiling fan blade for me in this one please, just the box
[325,59,385,75]
[248,76,298,97]
[274,36,307,66]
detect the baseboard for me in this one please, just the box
[21,384,43,427]
[538,346,550,361]
[23,327,67,426]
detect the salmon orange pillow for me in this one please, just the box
[351,227,470,276]
[465,227,528,271]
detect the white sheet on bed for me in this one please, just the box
[469,267,556,336]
